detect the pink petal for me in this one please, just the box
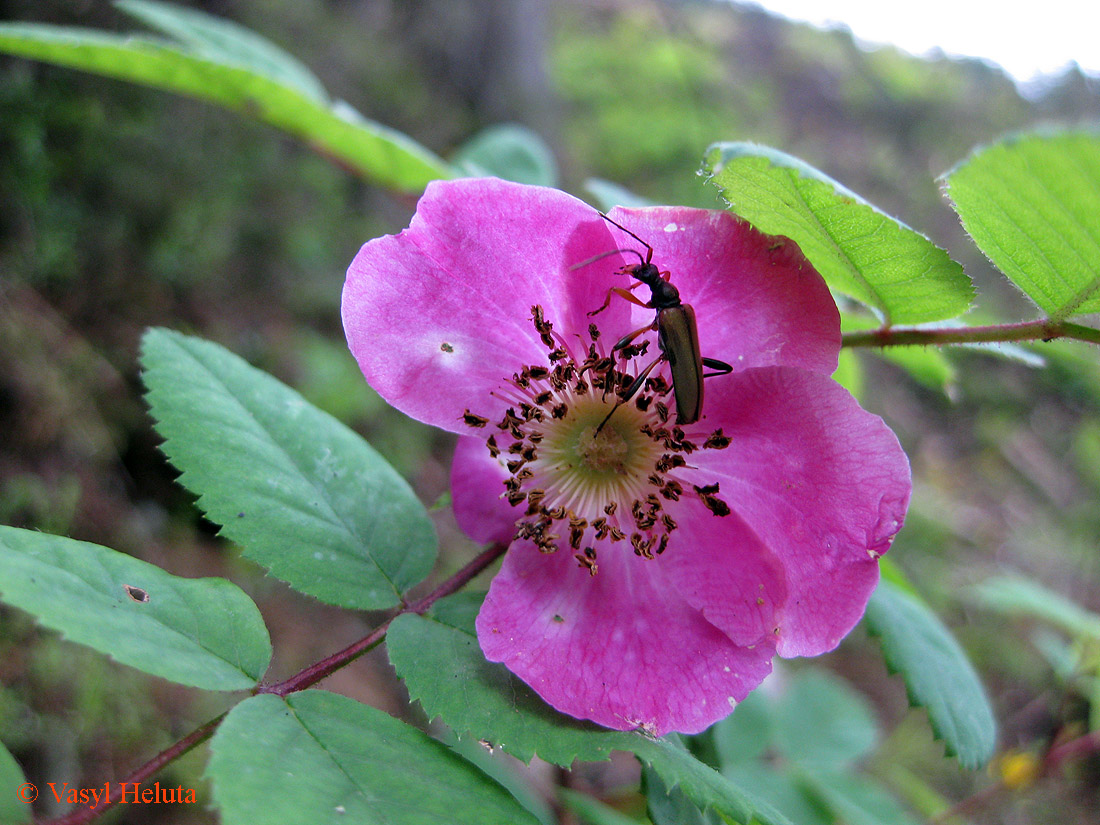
[476,535,776,736]
[692,367,911,657]
[603,207,840,375]
[451,435,517,545]
[661,497,788,648]
[342,178,629,431]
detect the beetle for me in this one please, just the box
[578,212,732,428]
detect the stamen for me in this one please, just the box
[461,303,732,569]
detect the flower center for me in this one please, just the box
[462,305,732,575]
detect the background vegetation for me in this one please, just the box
[2,1,1099,822]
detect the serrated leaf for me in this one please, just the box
[632,738,794,825]
[387,601,632,767]
[774,670,878,769]
[944,130,1100,320]
[864,580,996,769]
[452,124,558,187]
[0,742,31,825]
[972,576,1100,640]
[207,691,539,825]
[387,597,790,825]
[141,328,436,610]
[0,526,269,690]
[703,142,972,324]
[0,12,450,192]
[642,763,722,825]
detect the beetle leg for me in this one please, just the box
[588,283,652,316]
[701,357,734,378]
[612,320,659,352]
[596,355,665,433]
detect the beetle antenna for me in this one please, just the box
[569,247,646,270]
[598,211,653,256]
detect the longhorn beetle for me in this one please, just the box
[576,212,733,429]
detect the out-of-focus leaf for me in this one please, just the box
[116,0,326,99]
[584,178,656,210]
[453,124,558,187]
[0,6,450,192]
[141,328,436,610]
[704,142,972,324]
[973,576,1100,640]
[864,580,997,769]
[944,130,1100,320]
[774,671,878,769]
[0,526,270,690]
[711,689,773,767]
[800,769,921,825]
[561,788,644,825]
[0,743,31,825]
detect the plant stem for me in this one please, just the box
[38,541,508,825]
[842,319,1100,349]
[261,541,507,696]
[44,715,224,825]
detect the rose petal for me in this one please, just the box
[604,207,840,375]
[342,178,629,431]
[692,367,911,657]
[661,497,788,647]
[451,434,519,545]
[477,538,776,736]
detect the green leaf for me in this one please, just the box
[864,580,996,769]
[583,178,656,210]
[141,328,436,610]
[799,769,921,825]
[0,742,31,825]
[207,691,539,825]
[721,765,831,825]
[0,526,269,690]
[561,788,644,825]
[632,738,794,825]
[0,9,450,192]
[703,143,972,324]
[642,763,722,825]
[452,124,558,187]
[711,689,773,767]
[387,597,790,825]
[115,0,326,99]
[944,130,1100,320]
[972,576,1100,640]
[387,598,633,767]
[773,670,878,769]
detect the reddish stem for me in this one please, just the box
[842,319,1100,348]
[37,542,507,825]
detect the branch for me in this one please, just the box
[842,319,1100,349]
[261,541,508,695]
[38,541,508,825]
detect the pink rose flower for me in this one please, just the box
[343,177,911,736]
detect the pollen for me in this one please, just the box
[462,304,732,571]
